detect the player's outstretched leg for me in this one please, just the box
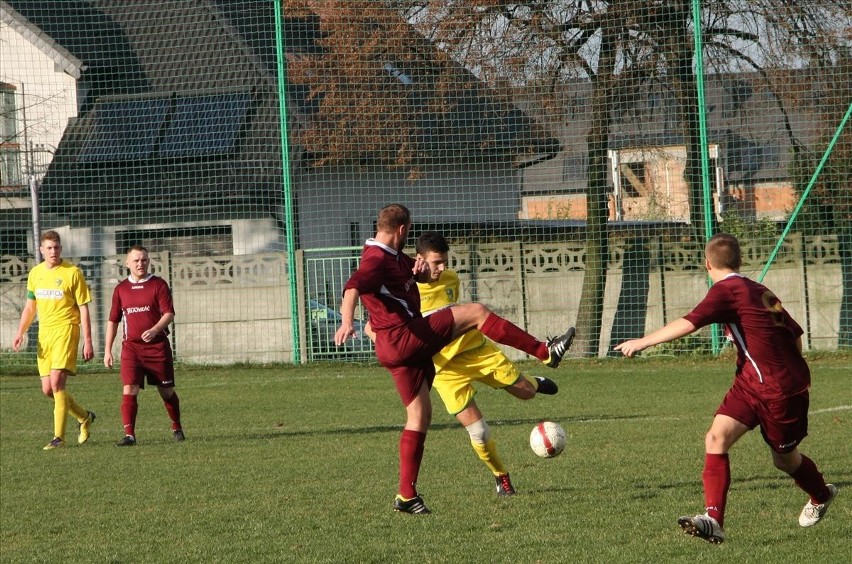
[678,514,725,544]
[799,484,838,527]
[545,327,576,368]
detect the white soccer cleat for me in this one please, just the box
[678,513,725,544]
[799,483,838,527]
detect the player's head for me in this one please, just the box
[705,233,741,272]
[377,204,411,232]
[39,230,62,266]
[377,204,412,250]
[415,231,449,255]
[126,244,151,278]
[415,231,449,282]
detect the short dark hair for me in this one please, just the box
[128,244,149,255]
[415,231,449,255]
[706,233,742,270]
[376,203,411,232]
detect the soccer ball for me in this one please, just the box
[529,421,566,458]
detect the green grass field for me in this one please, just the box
[1,356,850,563]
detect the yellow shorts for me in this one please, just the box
[37,325,80,377]
[433,340,522,415]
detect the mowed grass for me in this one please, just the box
[1,356,850,563]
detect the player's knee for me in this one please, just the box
[464,302,490,324]
[704,430,726,451]
[772,449,800,474]
[465,418,490,445]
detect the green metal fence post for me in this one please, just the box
[274,0,301,362]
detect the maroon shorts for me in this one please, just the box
[716,382,809,453]
[120,340,175,389]
[375,308,455,406]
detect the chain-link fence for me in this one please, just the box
[2,1,849,367]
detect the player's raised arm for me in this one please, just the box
[615,317,697,357]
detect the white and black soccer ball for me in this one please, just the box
[530,421,566,458]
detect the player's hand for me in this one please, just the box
[104,351,113,369]
[613,339,644,357]
[12,334,24,352]
[412,256,429,276]
[82,340,94,361]
[334,324,355,346]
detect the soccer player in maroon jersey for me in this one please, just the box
[104,245,184,445]
[615,233,837,544]
[334,204,575,514]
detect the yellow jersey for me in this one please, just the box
[26,260,92,329]
[417,269,485,370]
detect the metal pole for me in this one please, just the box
[274,0,301,362]
[29,174,41,261]
[692,0,721,354]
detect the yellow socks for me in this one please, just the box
[52,390,69,440]
[471,438,507,476]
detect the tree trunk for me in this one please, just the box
[575,18,618,358]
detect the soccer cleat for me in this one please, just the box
[678,513,725,544]
[544,327,576,368]
[173,429,186,442]
[116,435,137,447]
[43,437,65,450]
[393,495,431,514]
[495,473,516,496]
[78,411,96,444]
[535,376,558,395]
[799,484,838,527]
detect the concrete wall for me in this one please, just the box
[1,234,844,364]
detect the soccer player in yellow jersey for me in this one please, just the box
[415,231,568,496]
[12,231,96,450]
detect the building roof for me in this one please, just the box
[528,71,827,188]
[6,0,560,224]
[1,1,85,79]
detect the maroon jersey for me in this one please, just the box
[343,240,421,331]
[683,274,809,400]
[109,275,175,344]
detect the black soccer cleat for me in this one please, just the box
[393,495,431,515]
[495,473,516,496]
[116,435,137,447]
[544,327,576,368]
[535,376,558,395]
[173,429,186,442]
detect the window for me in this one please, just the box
[1,84,22,188]
[619,162,648,197]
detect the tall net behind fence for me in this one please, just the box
[1,1,849,368]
